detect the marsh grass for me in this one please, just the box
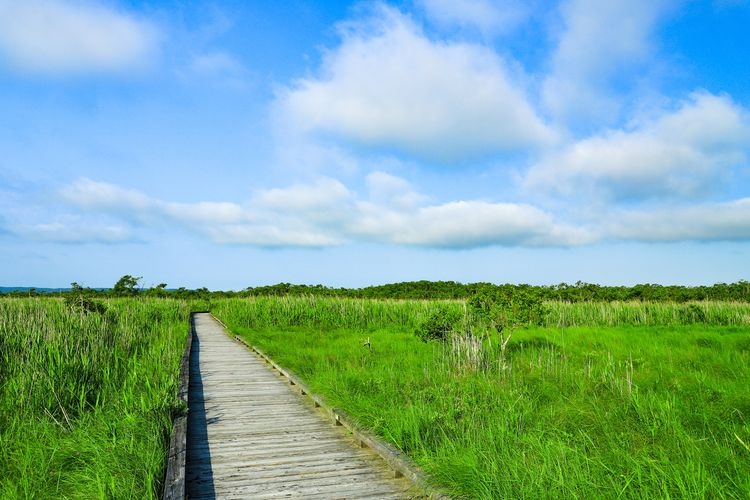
[545,300,750,327]
[216,297,750,498]
[0,298,190,498]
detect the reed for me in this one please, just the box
[544,300,750,327]
[0,297,190,498]
[211,295,464,331]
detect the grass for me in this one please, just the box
[213,296,750,499]
[544,300,750,327]
[3,294,748,497]
[0,297,191,498]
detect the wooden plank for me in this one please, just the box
[184,313,413,498]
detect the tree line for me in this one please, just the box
[241,280,750,302]
[3,277,749,302]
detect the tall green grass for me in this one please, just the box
[216,297,750,499]
[212,296,464,331]
[0,298,190,498]
[213,296,750,331]
[545,300,750,327]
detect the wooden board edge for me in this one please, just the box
[162,313,195,499]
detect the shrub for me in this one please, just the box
[64,283,107,314]
[415,309,461,342]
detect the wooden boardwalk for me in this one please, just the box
[185,313,414,499]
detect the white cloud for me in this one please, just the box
[365,171,427,209]
[206,225,343,247]
[0,0,158,74]
[162,202,247,224]
[62,178,250,225]
[54,175,590,248]
[525,92,750,200]
[541,0,673,126]
[62,178,153,211]
[18,221,132,244]
[47,173,750,248]
[41,174,750,248]
[253,178,352,212]
[59,178,343,247]
[418,0,529,35]
[608,198,750,242]
[277,5,555,161]
[353,199,592,248]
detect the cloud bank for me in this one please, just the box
[0,0,158,74]
[49,177,589,248]
[18,173,748,249]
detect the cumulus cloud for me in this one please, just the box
[54,176,590,248]
[353,200,592,248]
[62,178,250,225]
[277,5,555,161]
[418,0,529,35]
[525,92,750,200]
[0,0,158,74]
[541,0,673,126]
[607,198,750,242]
[42,172,750,248]
[60,178,342,247]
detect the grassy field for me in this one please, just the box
[213,297,750,498]
[0,297,190,498]
[3,295,748,498]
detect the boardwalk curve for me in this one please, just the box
[185,313,414,498]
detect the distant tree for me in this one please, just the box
[146,283,168,297]
[112,275,142,297]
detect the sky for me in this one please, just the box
[1,0,749,290]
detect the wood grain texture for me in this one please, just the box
[185,313,415,499]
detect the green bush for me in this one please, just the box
[415,309,461,342]
[469,286,546,331]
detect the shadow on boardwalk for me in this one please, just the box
[185,321,215,498]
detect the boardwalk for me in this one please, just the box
[185,313,414,499]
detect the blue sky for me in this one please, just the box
[1,0,749,290]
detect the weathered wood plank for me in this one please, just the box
[184,313,412,498]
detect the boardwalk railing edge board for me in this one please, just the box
[211,313,451,500]
[162,313,196,500]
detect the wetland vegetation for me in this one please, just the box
[1,280,748,498]
[214,295,750,498]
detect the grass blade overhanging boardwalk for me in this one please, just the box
[184,313,415,498]
[163,315,193,499]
